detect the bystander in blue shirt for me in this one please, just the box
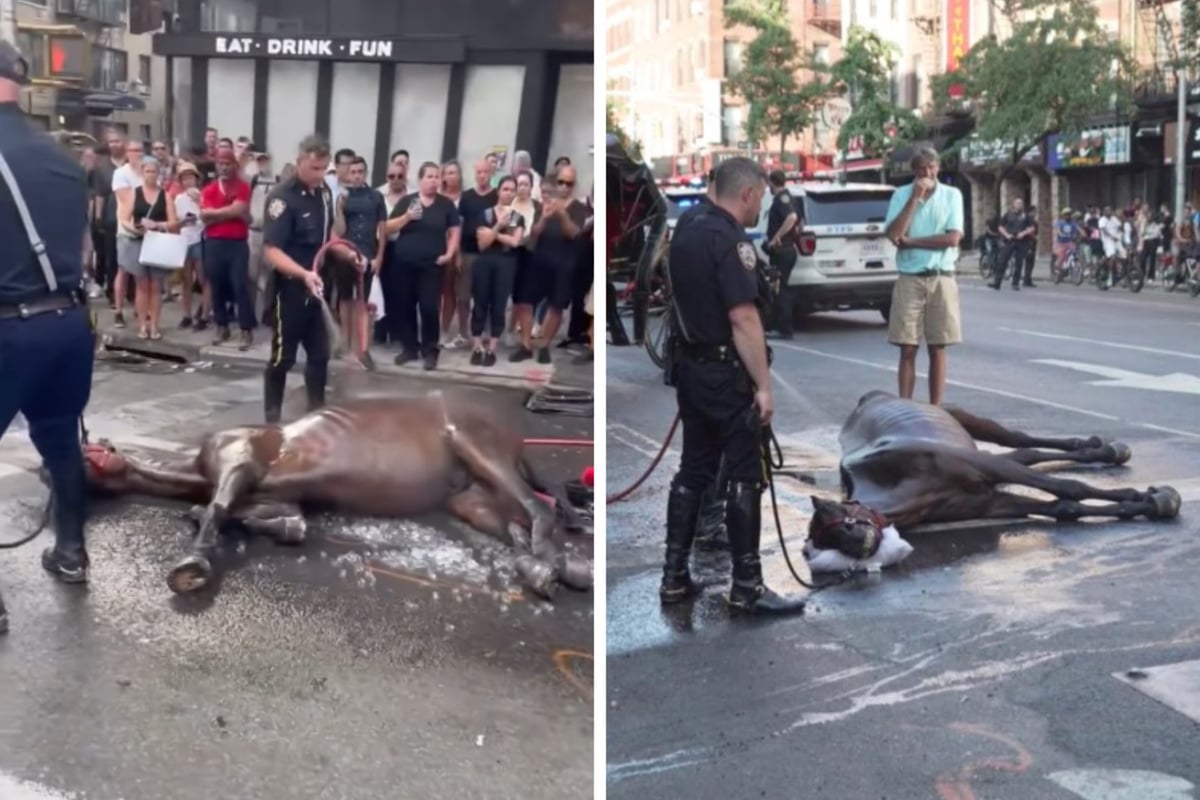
[883,180,964,273]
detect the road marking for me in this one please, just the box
[1046,769,1196,800]
[1033,360,1200,395]
[999,327,1200,362]
[1136,422,1200,440]
[773,342,1120,421]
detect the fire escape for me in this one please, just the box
[1136,0,1182,97]
[808,0,841,38]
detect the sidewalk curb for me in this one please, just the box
[96,327,565,393]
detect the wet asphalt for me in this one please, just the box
[0,360,594,799]
[606,273,1200,798]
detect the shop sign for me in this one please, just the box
[961,137,1041,168]
[1046,125,1131,170]
[212,35,398,60]
[1189,119,1200,165]
[945,0,969,98]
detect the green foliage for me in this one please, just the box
[1183,0,1200,74]
[723,0,827,157]
[822,25,928,158]
[930,0,1136,170]
[606,93,643,161]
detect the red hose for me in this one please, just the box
[523,438,593,447]
[606,412,680,505]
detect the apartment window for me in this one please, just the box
[91,47,128,91]
[869,0,877,15]
[140,124,152,142]
[723,39,744,77]
[138,55,152,86]
[812,43,830,65]
[890,0,900,18]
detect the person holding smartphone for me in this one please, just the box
[172,162,210,330]
[383,162,461,370]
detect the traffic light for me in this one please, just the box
[47,36,87,81]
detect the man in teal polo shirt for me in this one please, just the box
[882,144,964,406]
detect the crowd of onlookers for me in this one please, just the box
[984,196,1200,284]
[73,125,594,371]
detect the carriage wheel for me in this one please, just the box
[642,244,673,369]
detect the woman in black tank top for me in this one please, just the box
[470,175,526,366]
[120,158,179,339]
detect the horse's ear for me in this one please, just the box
[810,495,833,513]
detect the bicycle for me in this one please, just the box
[1159,251,1200,295]
[1095,252,1144,293]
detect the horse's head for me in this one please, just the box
[808,496,886,559]
[81,440,135,495]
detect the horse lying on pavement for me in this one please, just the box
[77,391,593,600]
[806,390,1182,559]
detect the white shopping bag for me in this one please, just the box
[139,230,188,269]
[368,273,386,320]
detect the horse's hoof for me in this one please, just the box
[514,555,557,601]
[167,555,213,594]
[557,553,593,591]
[1147,486,1182,520]
[1104,441,1131,465]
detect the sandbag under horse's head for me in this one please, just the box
[808,495,886,559]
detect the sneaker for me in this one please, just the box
[180,316,193,329]
[41,546,89,584]
[113,311,126,328]
[360,350,376,371]
[423,352,439,371]
[87,282,103,299]
[212,326,231,345]
[470,349,484,366]
[482,350,497,367]
[238,330,253,351]
[444,334,469,350]
[509,346,534,363]
[536,347,551,364]
[572,350,594,365]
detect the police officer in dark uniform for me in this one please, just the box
[660,156,806,617]
[763,169,801,339]
[0,39,95,607]
[261,134,340,423]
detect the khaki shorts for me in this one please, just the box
[457,252,477,303]
[887,272,962,347]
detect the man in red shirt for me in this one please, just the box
[200,147,255,349]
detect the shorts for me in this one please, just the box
[1102,240,1126,260]
[117,236,171,281]
[1051,242,1075,262]
[457,252,478,303]
[887,272,962,347]
[535,252,574,310]
[328,255,368,302]
[186,242,203,263]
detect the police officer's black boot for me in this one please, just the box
[264,368,287,424]
[659,482,704,603]
[725,481,806,616]
[304,364,327,413]
[40,458,90,584]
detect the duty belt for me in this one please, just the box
[0,292,80,321]
[680,341,739,364]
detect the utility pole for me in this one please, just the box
[1174,4,1191,225]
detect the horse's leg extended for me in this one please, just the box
[944,405,1118,453]
[961,449,1180,520]
[979,489,1171,522]
[167,448,265,594]
[232,498,306,545]
[1004,444,1130,468]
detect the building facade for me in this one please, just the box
[606,0,841,164]
[155,0,594,188]
[5,0,166,140]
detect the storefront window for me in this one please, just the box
[201,0,329,33]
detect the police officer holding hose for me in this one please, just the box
[0,40,96,631]
[261,135,362,423]
[659,157,806,617]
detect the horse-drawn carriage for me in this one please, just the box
[605,133,674,367]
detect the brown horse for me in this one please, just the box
[80,390,592,599]
[812,390,1182,555]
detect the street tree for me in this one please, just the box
[931,0,1136,182]
[606,92,643,161]
[723,0,828,159]
[822,25,927,161]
